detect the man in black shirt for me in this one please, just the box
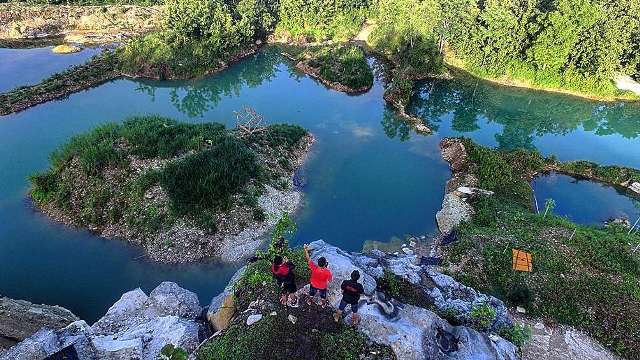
[334,270,365,325]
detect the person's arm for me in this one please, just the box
[304,244,316,269]
[341,280,348,291]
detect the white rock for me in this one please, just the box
[436,193,474,234]
[288,315,297,324]
[246,314,263,326]
[401,248,414,255]
[516,306,526,314]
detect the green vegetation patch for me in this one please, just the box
[443,139,640,358]
[299,44,374,91]
[30,116,309,239]
[275,0,369,42]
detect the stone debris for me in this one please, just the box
[246,314,263,326]
[288,315,297,324]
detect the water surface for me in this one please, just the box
[532,172,640,225]
[1,47,640,321]
[0,47,101,92]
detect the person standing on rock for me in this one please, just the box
[272,255,298,307]
[303,244,332,308]
[334,270,365,325]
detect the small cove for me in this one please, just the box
[1,46,640,321]
[532,172,640,226]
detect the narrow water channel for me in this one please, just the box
[1,46,639,321]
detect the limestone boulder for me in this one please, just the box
[52,44,81,54]
[2,282,204,360]
[436,193,474,234]
[149,281,202,320]
[0,296,79,350]
[207,266,245,331]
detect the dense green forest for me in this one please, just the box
[7,0,637,96]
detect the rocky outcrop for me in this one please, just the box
[206,266,246,332]
[52,43,81,54]
[306,240,519,360]
[0,297,79,352]
[436,138,495,234]
[518,318,621,360]
[0,4,162,44]
[1,282,207,360]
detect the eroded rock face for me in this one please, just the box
[0,4,162,44]
[307,240,519,360]
[0,297,79,351]
[207,266,246,331]
[436,193,474,234]
[520,319,620,360]
[1,282,205,360]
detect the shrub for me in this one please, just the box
[469,303,497,331]
[160,135,260,216]
[498,324,532,348]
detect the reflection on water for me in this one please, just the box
[408,72,640,167]
[532,172,640,225]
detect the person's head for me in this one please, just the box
[318,257,328,268]
[273,255,283,266]
[351,270,360,281]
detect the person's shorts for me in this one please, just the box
[338,299,359,313]
[281,281,297,294]
[309,285,327,299]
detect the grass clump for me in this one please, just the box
[498,324,532,348]
[300,44,374,91]
[443,139,640,358]
[160,136,259,215]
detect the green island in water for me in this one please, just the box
[0,0,639,359]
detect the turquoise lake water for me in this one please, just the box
[0,47,101,93]
[532,172,640,225]
[1,47,639,321]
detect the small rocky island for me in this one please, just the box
[289,44,374,94]
[30,115,313,263]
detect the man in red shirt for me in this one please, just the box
[271,255,297,306]
[303,244,333,308]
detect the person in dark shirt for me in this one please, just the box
[334,270,365,325]
[271,255,298,306]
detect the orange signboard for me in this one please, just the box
[512,249,532,272]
